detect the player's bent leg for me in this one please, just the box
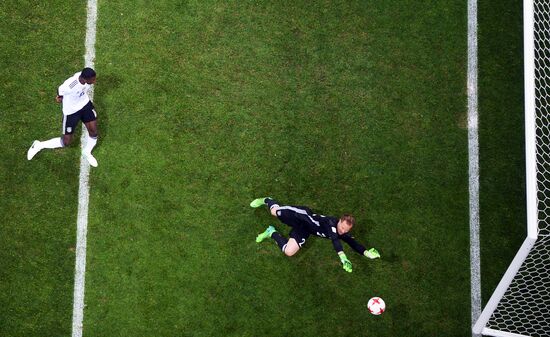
[270,205,280,217]
[283,238,300,257]
[27,140,41,160]
[256,225,276,243]
[256,226,301,256]
[83,121,98,167]
[250,197,269,208]
[42,136,65,149]
[250,197,281,217]
[271,231,293,253]
[83,152,98,167]
[84,120,98,138]
[265,197,279,210]
[63,134,74,146]
[28,137,65,160]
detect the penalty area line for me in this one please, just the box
[72,1,97,337]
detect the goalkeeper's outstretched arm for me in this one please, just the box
[341,235,380,259]
[338,251,353,273]
[330,238,353,272]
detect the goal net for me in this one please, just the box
[473,1,550,336]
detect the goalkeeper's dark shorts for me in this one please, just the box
[288,226,309,248]
[275,205,313,248]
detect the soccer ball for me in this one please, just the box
[367,297,386,315]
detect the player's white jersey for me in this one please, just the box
[58,72,92,115]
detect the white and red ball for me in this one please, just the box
[367,297,386,315]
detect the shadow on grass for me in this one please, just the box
[93,73,122,146]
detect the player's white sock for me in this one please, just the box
[41,137,64,149]
[84,135,97,155]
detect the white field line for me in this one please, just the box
[72,1,97,337]
[468,0,482,335]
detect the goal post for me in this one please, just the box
[471,238,536,336]
[472,1,550,336]
[524,0,537,242]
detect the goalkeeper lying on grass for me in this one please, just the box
[250,197,380,273]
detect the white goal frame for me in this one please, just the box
[472,1,543,336]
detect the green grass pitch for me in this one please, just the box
[0,1,525,336]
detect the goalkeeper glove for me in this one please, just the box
[364,248,380,259]
[339,253,353,273]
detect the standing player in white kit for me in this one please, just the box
[27,67,99,167]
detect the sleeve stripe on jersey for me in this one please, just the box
[277,206,321,227]
[69,80,78,89]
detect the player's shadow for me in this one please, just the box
[90,73,122,146]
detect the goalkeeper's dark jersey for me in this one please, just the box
[275,205,367,254]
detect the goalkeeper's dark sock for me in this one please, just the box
[271,232,288,252]
[265,197,279,210]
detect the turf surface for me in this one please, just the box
[85,1,470,336]
[478,0,526,305]
[0,1,525,336]
[0,1,86,336]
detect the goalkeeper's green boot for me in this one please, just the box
[256,225,276,243]
[250,197,269,208]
